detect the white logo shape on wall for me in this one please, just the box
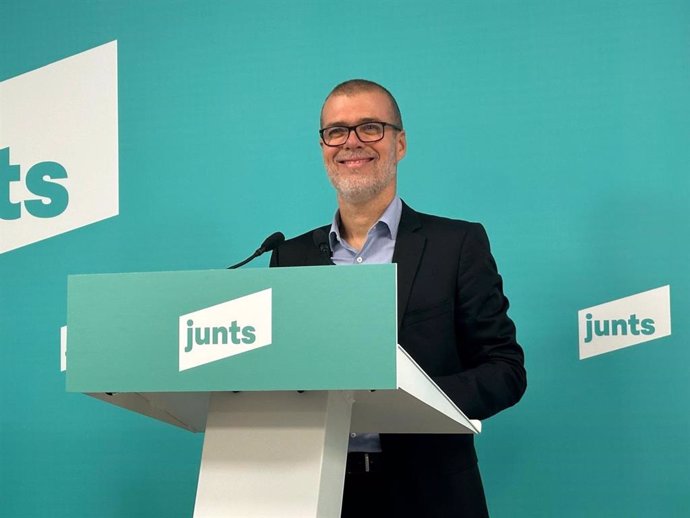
[0,41,118,254]
[578,285,671,359]
[179,289,272,371]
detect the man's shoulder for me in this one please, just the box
[270,224,329,267]
[281,224,329,249]
[402,203,486,239]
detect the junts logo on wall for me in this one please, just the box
[178,289,273,371]
[0,41,118,254]
[578,285,671,359]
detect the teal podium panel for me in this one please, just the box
[66,265,398,393]
[65,264,478,517]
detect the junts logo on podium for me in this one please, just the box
[178,289,273,371]
[578,285,671,359]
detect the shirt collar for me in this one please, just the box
[329,196,403,249]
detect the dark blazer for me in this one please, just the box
[270,201,526,517]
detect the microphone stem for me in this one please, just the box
[227,250,260,270]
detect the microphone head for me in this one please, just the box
[260,231,285,253]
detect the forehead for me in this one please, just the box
[321,90,395,126]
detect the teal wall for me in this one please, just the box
[2,1,689,516]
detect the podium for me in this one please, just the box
[66,265,480,517]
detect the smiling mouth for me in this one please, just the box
[337,157,375,168]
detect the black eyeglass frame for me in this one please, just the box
[319,121,403,147]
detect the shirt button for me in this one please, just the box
[356,257,363,263]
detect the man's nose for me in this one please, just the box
[344,128,363,148]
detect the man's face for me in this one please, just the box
[320,90,406,204]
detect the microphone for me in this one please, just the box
[227,231,285,269]
[258,232,285,254]
[313,228,332,262]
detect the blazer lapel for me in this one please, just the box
[392,202,425,328]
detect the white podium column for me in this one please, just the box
[194,390,354,518]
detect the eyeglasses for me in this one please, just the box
[319,121,402,147]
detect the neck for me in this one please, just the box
[337,189,396,251]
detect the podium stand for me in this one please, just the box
[66,265,480,517]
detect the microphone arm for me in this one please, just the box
[227,231,285,269]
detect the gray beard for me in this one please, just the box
[326,164,397,204]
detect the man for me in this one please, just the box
[270,79,526,517]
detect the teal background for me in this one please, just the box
[2,1,689,516]
[66,266,397,392]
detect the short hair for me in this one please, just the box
[321,79,403,128]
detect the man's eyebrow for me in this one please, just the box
[322,117,381,127]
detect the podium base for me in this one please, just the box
[194,390,353,518]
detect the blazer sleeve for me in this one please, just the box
[433,223,527,420]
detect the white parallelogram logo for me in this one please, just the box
[179,289,272,371]
[578,285,671,360]
[0,41,118,254]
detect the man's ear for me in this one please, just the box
[396,130,407,161]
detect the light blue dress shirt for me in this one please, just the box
[329,196,402,265]
[328,196,402,452]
